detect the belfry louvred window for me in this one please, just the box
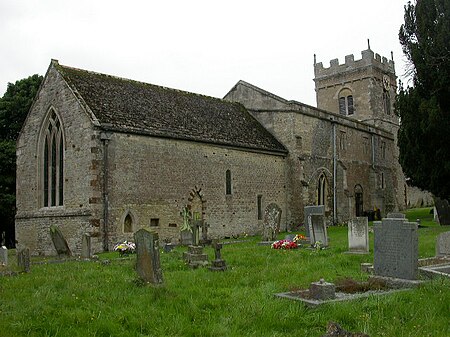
[43,110,64,207]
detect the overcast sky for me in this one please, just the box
[0,0,410,106]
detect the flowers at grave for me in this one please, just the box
[293,234,306,243]
[113,241,136,256]
[271,240,298,250]
[313,240,324,251]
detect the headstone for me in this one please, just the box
[309,214,328,247]
[81,233,91,259]
[180,230,193,246]
[436,231,450,257]
[373,213,418,280]
[17,248,30,273]
[434,197,450,226]
[285,234,295,242]
[304,205,325,237]
[134,229,163,285]
[262,203,282,241]
[209,240,227,271]
[309,279,335,300]
[49,225,71,257]
[183,245,209,268]
[347,217,369,253]
[0,246,7,266]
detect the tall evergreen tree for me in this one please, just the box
[397,0,450,200]
[0,74,42,247]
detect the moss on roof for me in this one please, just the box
[55,63,287,154]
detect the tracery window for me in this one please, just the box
[42,109,64,207]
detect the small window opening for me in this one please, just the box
[226,169,232,195]
[150,218,160,227]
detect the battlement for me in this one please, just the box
[314,49,395,79]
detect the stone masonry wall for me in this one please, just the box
[16,64,104,255]
[106,133,287,246]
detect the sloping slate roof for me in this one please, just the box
[55,63,287,154]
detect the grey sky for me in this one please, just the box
[0,0,409,106]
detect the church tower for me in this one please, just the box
[313,46,398,132]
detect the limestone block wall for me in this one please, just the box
[15,64,104,255]
[106,133,287,246]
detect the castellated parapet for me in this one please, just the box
[314,49,395,80]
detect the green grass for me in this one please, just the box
[0,208,449,336]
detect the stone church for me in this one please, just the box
[16,47,407,255]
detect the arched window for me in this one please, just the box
[225,169,232,195]
[338,89,354,116]
[318,174,327,206]
[41,109,64,207]
[123,214,133,233]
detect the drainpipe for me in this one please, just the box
[100,132,112,251]
[331,118,337,225]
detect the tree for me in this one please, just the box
[0,74,42,247]
[397,0,450,200]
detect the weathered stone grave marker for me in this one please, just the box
[0,246,7,266]
[434,197,450,226]
[308,213,328,247]
[209,240,227,271]
[374,213,418,280]
[50,225,71,258]
[180,230,193,246]
[261,203,282,242]
[81,233,92,259]
[304,205,325,238]
[17,248,30,273]
[436,231,450,257]
[347,217,369,253]
[134,229,163,285]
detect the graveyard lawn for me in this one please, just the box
[0,208,449,337]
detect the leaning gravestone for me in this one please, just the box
[134,229,163,285]
[373,213,418,280]
[436,231,450,257]
[309,214,328,247]
[347,217,369,253]
[0,246,7,266]
[17,248,30,273]
[81,233,92,259]
[262,203,282,241]
[304,205,325,238]
[50,225,71,257]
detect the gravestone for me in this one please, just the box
[50,225,71,257]
[180,230,194,246]
[304,205,325,238]
[209,240,227,271]
[134,229,163,285]
[308,214,328,247]
[0,246,7,266]
[347,217,369,253]
[183,245,209,268]
[17,248,30,273]
[81,233,92,259]
[436,231,450,257]
[434,197,450,226]
[262,203,282,241]
[285,234,295,242]
[373,213,418,280]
